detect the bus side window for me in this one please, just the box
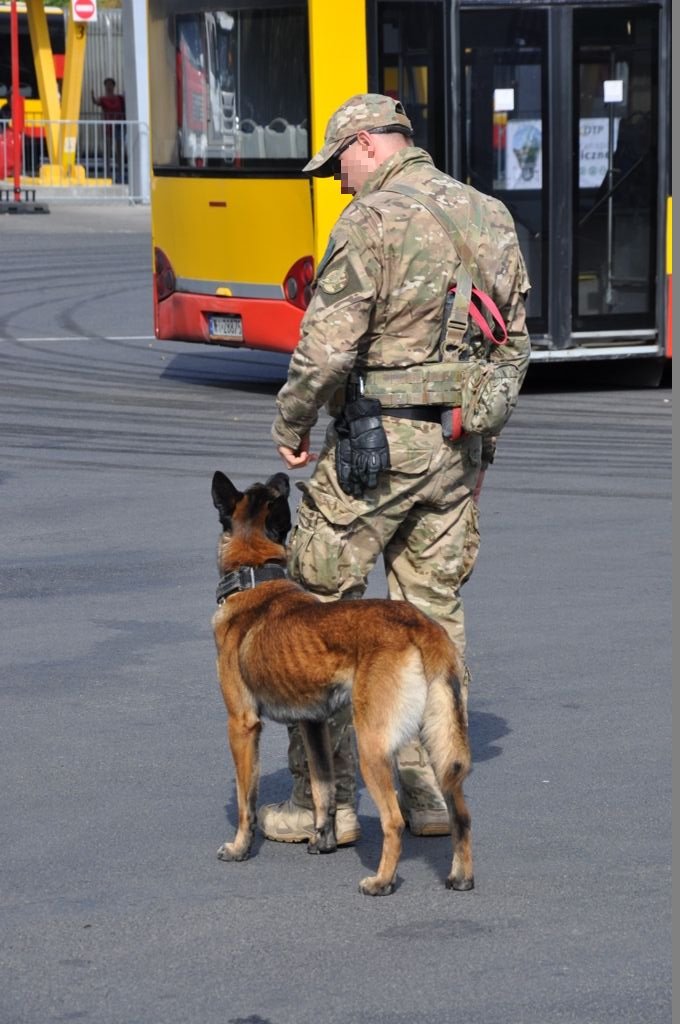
[264,118,297,159]
[176,17,208,166]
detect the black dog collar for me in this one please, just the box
[216,562,287,604]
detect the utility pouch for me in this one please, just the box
[334,396,390,498]
[459,361,522,436]
[439,362,521,440]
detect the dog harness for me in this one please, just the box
[216,562,287,604]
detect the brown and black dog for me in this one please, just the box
[211,470,474,896]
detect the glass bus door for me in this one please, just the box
[458,8,548,339]
[459,3,661,350]
[573,7,659,336]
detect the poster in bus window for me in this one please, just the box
[579,117,620,189]
[505,120,542,190]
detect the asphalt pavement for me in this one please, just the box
[0,204,672,1024]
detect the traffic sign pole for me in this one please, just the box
[10,0,20,201]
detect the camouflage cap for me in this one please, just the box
[303,93,413,177]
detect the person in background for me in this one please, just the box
[92,77,125,121]
[92,77,125,182]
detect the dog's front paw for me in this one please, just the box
[359,874,395,897]
[445,873,474,891]
[217,840,250,862]
[308,827,337,855]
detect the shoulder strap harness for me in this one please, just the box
[383,183,508,356]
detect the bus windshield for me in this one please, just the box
[150,2,309,171]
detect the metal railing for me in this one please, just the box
[0,118,150,201]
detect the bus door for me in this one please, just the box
[459,3,662,352]
[572,7,659,342]
[458,7,548,341]
[371,1,448,170]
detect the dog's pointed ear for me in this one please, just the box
[265,493,292,545]
[265,472,290,499]
[212,471,242,527]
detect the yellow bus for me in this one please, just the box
[147,0,671,377]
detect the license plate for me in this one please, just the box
[209,315,243,341]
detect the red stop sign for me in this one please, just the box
[72,0,97,21]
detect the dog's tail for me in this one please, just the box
[419,631,471,785]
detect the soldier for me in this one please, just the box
[259,94,531,845]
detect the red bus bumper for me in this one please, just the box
[155,292,303,354]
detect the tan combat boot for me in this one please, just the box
[396,740,451,836]
[256,800,360,844]
[257,705,361,845]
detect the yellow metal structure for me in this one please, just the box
[1,2,90,183]
[307,0,367,261]
[57,14,87,175]
[24,0,61,163]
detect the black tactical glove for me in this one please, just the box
[334,411,359,497]
[334,397,390,497]
[348,397,391,493]
[334,432,355,495]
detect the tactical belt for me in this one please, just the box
[382,405,443,423]
[362,362,465,408]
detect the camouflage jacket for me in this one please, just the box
[272,147,531,451]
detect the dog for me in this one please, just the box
[211,470,474,896]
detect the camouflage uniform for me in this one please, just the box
[268,95,530,830]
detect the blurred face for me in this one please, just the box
[333,132,377,195]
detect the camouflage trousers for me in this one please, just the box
[284,416,483,806]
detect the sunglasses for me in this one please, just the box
[329,136,357,176]
[328,126,414,175]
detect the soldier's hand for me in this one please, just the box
[277,435,317,470]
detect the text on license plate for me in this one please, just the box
[209,315,243,340]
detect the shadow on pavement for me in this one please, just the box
[524,355,671,392]
[160,348,290,390]
[220,706,509,880]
